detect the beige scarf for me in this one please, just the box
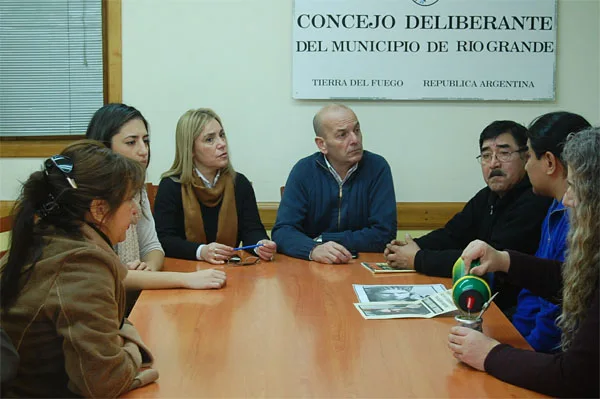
[181,171,238,246]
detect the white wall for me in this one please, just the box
[1,0,599,201]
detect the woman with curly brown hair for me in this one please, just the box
[448,127,599,398]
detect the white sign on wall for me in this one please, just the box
[292,0,557,101]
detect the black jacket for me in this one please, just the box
[154,173,268,260]
[414,176,552,310]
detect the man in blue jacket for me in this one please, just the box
[512,111,590,352]
[272,104,397,263]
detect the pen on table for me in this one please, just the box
[233,243,264,251]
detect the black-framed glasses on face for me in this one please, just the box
[44,155,78,189]
[476,147,528,164]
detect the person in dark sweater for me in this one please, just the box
[385,120,551,311]
[154,108,276,263]
[272,104,397,263]
[448,127,599,399]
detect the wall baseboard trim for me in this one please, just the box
[259,201,463,230]
[0,200,464,231]
[396,202,464,230]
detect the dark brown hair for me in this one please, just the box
[86,103,151,164]
[1,140,145,309]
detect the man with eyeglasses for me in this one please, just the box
[385,120,552,313]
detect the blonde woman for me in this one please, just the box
[448,127,599,398]
[86,103,226,291]
[155,108,276,263]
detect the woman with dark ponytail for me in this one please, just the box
[0,140,159,397]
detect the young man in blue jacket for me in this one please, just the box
[272,104,397,263]
[512,111,591,352]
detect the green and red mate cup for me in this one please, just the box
[452,257,492,331]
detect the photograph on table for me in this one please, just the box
[355,301,433,319]
[355,289,457,320]
[353,284,447,303]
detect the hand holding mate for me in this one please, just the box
[447,326,500,371]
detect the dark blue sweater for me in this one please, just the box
[272,151,397,260]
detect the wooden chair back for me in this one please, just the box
[0,214,13,258]
[145,183,159,214]
[0,215,13,234]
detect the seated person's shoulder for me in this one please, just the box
[283,153,322,182]
[234,171,250,186]
[159,176,180,188]
[41,230,114,262]
[523,190,553,211]
[157,177,183,199]
[361,150,390,168]
[295,152,323,168]
[519,186,547,201]
[51,243,122,279]
[471,186,493,202]
[68,247,118,267]
[513,182,553,208]
[232,172,256,198]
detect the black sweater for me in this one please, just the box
[485,251,599,398]
[154,173,268,260]
[414,176,552,310]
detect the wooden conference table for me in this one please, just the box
[124,254,544,398]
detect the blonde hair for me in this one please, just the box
[557,127,600,349]
[161,108,234,184]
